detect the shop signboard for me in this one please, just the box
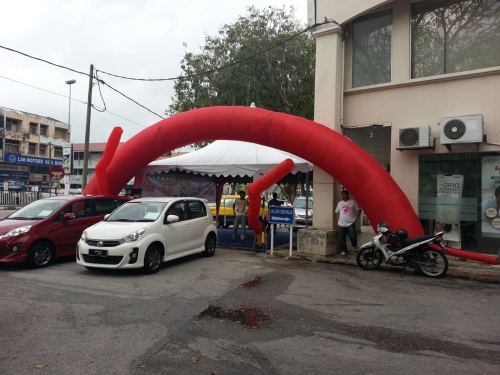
[62,143,73,175]
[481,156,500,238]
[434,175,463,242]
[5,154,62,166]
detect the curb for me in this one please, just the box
[258,249,500,284]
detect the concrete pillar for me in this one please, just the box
[296,25,344,256]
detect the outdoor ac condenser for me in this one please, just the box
[398,125,433,149]
[439,114,484,144]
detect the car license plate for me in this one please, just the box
[90,249,108,257]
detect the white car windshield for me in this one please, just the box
[8,199,67,220]
[106,202,168,222]
[294,199,313,209]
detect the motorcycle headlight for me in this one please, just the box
[0,225,32,239]
[81,230,87,242]
[122,228,146,243]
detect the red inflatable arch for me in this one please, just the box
[84,106,423,236]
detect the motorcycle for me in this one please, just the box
[356,221,449,278]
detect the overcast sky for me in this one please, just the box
[0,0,308,148]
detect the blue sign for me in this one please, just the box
[5,154,62,166]
[268,206,294,225]
[0,171,30,180]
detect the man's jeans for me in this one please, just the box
[338,223,357,253]
[233,215,247,239]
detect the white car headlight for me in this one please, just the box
[0,225,32,239]
[81,230,87,242]
[123,228,146,243]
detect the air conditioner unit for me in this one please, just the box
[398,126,433,149]
[440,114,484,144]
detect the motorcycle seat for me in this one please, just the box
[401,235,436,247]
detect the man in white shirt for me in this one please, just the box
[233,190,249,242]
[335,189,362,255]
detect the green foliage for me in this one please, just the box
[167,5,315,148]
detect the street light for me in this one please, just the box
[65,79,76,141]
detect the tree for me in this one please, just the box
[167,5,315,148]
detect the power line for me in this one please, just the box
[0,18,339,119]
[97,20,331,82]
[0,75,147,128]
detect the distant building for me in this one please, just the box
[70,143,188,193]
[0,106,69,191]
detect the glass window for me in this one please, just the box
[352,10,392,88]
[28,143,37,155]
[8,199,67,219]
[167,201,187,221]
[68,200,93,218]
[411,0,500,78]
[419,152,500,254]
[94,199,125,215]
[188,200,207,219]
[40,125,48,136]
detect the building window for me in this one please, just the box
[5,140,20,154]
[28,143,37,155]
[39,144,47,156]
[411,0,500,78]
[6,118,19,132]
[40,125,48,136]
[352,9,392,88]
[29,122,38,135]
[53,146,63,158]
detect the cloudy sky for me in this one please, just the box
[0,0,308,147]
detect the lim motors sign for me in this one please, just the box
[5,154,63,166]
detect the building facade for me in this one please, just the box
[310,0,500,254]
[0,106,68,191]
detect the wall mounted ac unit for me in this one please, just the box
[439,114,484,144]
[398,126,433,149]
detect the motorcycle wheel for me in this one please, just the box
[356,247,383,270]
[418,249,448,278]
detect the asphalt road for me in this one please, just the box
[1,248,499,375]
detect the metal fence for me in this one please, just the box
[0,191,51,206]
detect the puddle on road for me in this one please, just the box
[241,276,262,288]
[198,305,270,329]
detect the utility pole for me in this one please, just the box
[48,142,52,197]
[82,64,93,190]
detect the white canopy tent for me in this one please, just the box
[143,140,313,178]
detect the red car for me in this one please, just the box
[0,195,131,268]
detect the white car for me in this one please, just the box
[76,197,217,274]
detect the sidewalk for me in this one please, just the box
[219,226,500,283]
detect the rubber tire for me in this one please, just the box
[28,241,54,268]
[418,249,448,278]
[202,233,216,257]
[356,246,383,270]
[143,245,162,274]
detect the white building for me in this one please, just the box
[309,0,500,254]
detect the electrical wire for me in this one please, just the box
[0,75,146,128]
[96,20,332,82]
[0,18,341,121]
[95,73,164,119]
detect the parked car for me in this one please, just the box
[293,196,313,228]
[0,195,131,268]
[209,195,269,228]
[77,197,217,274]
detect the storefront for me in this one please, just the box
[419,152,500,254]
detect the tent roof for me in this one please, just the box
[143,140,313,178]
